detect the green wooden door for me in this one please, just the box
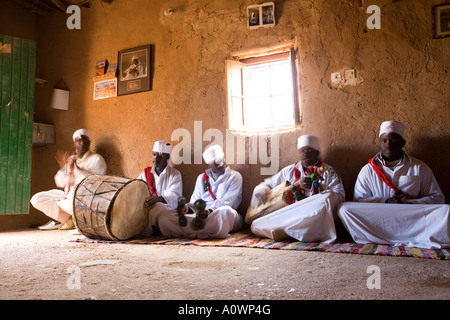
[0,35,36,215]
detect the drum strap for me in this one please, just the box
[368,158,413,199]
[144,166,158,196]
[203,172,217,200]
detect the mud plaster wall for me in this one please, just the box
[1,0,449,229]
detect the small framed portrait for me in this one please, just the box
[117,45,151,95]
[247,5,261,29]
[434,4,450,38]
[261,3,275,27]
[247,2,275,29]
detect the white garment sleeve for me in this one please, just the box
[353,165,388,203]
[211,171,243,210]
[322,167,345,202]
[160,170,183,210]
[189,174,206,206]
[407,164,445,204]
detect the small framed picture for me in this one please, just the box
[261,3,275,27]
[247,5,261,29]
[94,79,117,100]
[247,2,275,29]
[434,4,450,38]
[117,45,151,95]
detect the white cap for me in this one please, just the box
[297,135,320,153]
[203,144,224,165]
[379,120,405,138]
[153,140,172,155]
[73,129,91,141]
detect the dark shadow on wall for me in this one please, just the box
[410,135,450,204]
[325,145,378,201]
[94,136,125,177]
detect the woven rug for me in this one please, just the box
[71,229,450,260]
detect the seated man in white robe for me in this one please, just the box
[158,144,243,239]
[31,129,107,230]
[338,120,450,248]
[248,135,345,243]
[137,140,183,237]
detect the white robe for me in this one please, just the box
[158,166,243,239]
[137,165,183,210]
[30,151,107,223]
[250,162,345,243]
[338,153,450,248]
[136,165,183,237]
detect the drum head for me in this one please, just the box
[108,179,150,240]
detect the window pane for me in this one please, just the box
[244,97,272,130]
[270,61,293,96]
[271,94,295,127]
[230,97,243,128]
[246,66,270,98]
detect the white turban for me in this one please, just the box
[153,140,172,155]
[203,144,224,165]
[153,140,172,167]
[73,129,91,141]
[379,120,405,138]
[297,135,320,153]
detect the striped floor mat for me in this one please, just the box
[71,230,450,260]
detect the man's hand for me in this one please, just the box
[55,150,75,169]
[253,185,270,207]
[145,195,165,207]
[385,197,405,204]
[300,176,312,190]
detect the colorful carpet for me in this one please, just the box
[71,229,450,260]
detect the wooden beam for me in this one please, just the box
[12,0,49,16]
[68,0,91,5]
[50,0,68,12]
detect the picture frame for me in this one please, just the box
[434,4,450,38]
[117,45,151,95]
[94,79,117,100]
[247,2,275,30]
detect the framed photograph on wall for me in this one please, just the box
[434,4,450,38]
[117,45,151,95]
[247,2,275,29]
[94,79,117,100]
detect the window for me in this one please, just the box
[227,46,300,133]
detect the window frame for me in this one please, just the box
[226,46,301,134]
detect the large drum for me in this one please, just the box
[73,174,150,241]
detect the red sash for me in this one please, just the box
[203,172,217,200]
[144,167,158,196]
[64,167,74,199]
[368,158,412,199]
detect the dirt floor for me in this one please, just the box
[0,228,449,304]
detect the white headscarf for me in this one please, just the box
[153,140,173,167]
[379,120,405,138]
[297,135,320,153]
[72,129,91,141]
[203,144,224,165]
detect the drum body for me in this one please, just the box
[73,174,150,240]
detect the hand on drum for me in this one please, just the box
[253,185,270,206]
[145,195,165,207]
